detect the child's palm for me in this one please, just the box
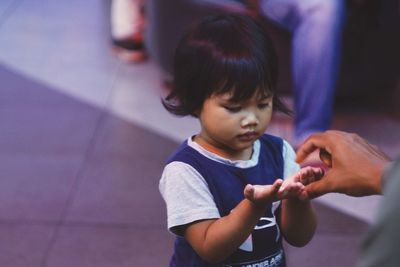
[244,166,324,204]
[244,179,283,205]
[278,166,324,199]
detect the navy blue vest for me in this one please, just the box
[166,134,286,267]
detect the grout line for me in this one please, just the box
[0,0,24,28]
[39,62,124,267]
[0,219,164,229]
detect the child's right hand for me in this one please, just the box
[244,179,283,206]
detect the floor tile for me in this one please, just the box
[0,223,55,267]
[0,65,104,222]
[0,155,80,221]
[64,113,177,224]
[284,202,369,267]
[109,59,201,143]
[285,233,364,267]
[0,0,17,19]
[45,225,174,267]
[0,0,117,108]
[0,65,102,155]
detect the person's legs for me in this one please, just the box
[260,0,346,146]
[111,0,146,62]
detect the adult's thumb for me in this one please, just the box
[303,179,332,199]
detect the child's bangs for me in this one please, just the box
[214,56,274,102]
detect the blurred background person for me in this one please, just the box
[111,0,147,62]
[145,0,345,149]
[259,0,346,148]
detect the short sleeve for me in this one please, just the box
[282,140,300,179]
[159,161,220,235]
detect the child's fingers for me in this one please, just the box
[272,179,283,191]
[300,167,314,184]
[299,167,325,185]
[277,179,289,194]
[260,180,283,198]
[278,179,289,195]
[244,184,255,201]
[278,166,324,198]
[264,180,283,200]
[244,180,283,203]
[278,181,304,198]
[313,167,325,180]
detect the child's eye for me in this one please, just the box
[258,103,270,109]
[224,106,242,112]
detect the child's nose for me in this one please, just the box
[241,111,258,128]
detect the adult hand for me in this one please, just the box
[296,130,392,199]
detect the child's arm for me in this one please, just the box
[244,167,323,247]
[278,198,316,247]
[182,179,283,263]
[277,167,323,247]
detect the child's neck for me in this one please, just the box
[193,135,253,161]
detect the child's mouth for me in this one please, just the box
[238,132,258,141]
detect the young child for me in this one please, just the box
[159,14,323,267]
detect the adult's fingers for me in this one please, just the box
[302,175,334,199]
[295,133,330,163]
[296,130,346,163]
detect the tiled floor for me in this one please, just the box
[0,0,399,266]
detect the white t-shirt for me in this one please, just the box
[159,137,300,233]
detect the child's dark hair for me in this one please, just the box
[162,13,291,117]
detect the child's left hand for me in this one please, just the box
[277,166,324,199]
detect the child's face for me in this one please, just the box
[198,91,273,159]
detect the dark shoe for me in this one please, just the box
[112,38,147,63]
